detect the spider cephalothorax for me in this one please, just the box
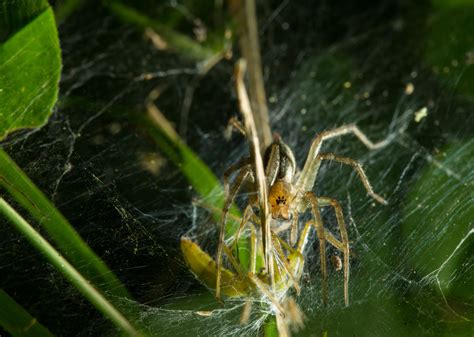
[269,180,293,220]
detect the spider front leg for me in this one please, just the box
[297,124,390,193]
[317,153,387,205]
[226,116,247,138]
[296,151,387,216]
[231,203,255,252]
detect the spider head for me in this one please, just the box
[269,180,294,220]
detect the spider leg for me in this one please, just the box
[223,158,252,196]
[304,192,328,306]
[318,196,350,307]
[227,116,247,137]
[289,209,299,247]
[231,203,255,252]
[317,153,387,205]
[249,223,258,274]
[297,124,390,192]
[240,226,257,325]
[296,220,313,255]
[323,228,345,251]
[280,219,313,279]
[216,166,253,302]
[272,232,301,294]
[279,220,330,260]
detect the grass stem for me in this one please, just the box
[0,198,142,337]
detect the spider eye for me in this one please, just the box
[276,196,286,205]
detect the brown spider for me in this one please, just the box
[216,118,389,307]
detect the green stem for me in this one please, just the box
[105,1,215,61]
[54,0,84,22]
[0,289,54,337]
[0,148,130,300]
[0,198,142,337]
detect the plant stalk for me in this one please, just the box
[0,198,142,337]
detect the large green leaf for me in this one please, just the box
[0,6,61,140]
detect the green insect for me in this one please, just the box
[181,215,312,314]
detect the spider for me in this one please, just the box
[216,118,389,307]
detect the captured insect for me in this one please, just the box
[181,211,311,314]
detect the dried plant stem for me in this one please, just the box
[236,0,272,149]
[234,59,274,291]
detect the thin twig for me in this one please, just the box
[234,59,274,291]
[235,0,272,149]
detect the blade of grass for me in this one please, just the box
[0,198,142,337]
[105,1,215,62]
[0,148,130,300]
[143,102,239,223]
[54,0,85,23]
[0,289,54,337]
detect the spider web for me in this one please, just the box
[1,1,473,337]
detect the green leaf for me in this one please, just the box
[403,139,473,319]
[0,7,61,140]
[54,0,85,23]
[105,1,216,62]
[0,289,54,337]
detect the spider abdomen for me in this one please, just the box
[263,136,297,185]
